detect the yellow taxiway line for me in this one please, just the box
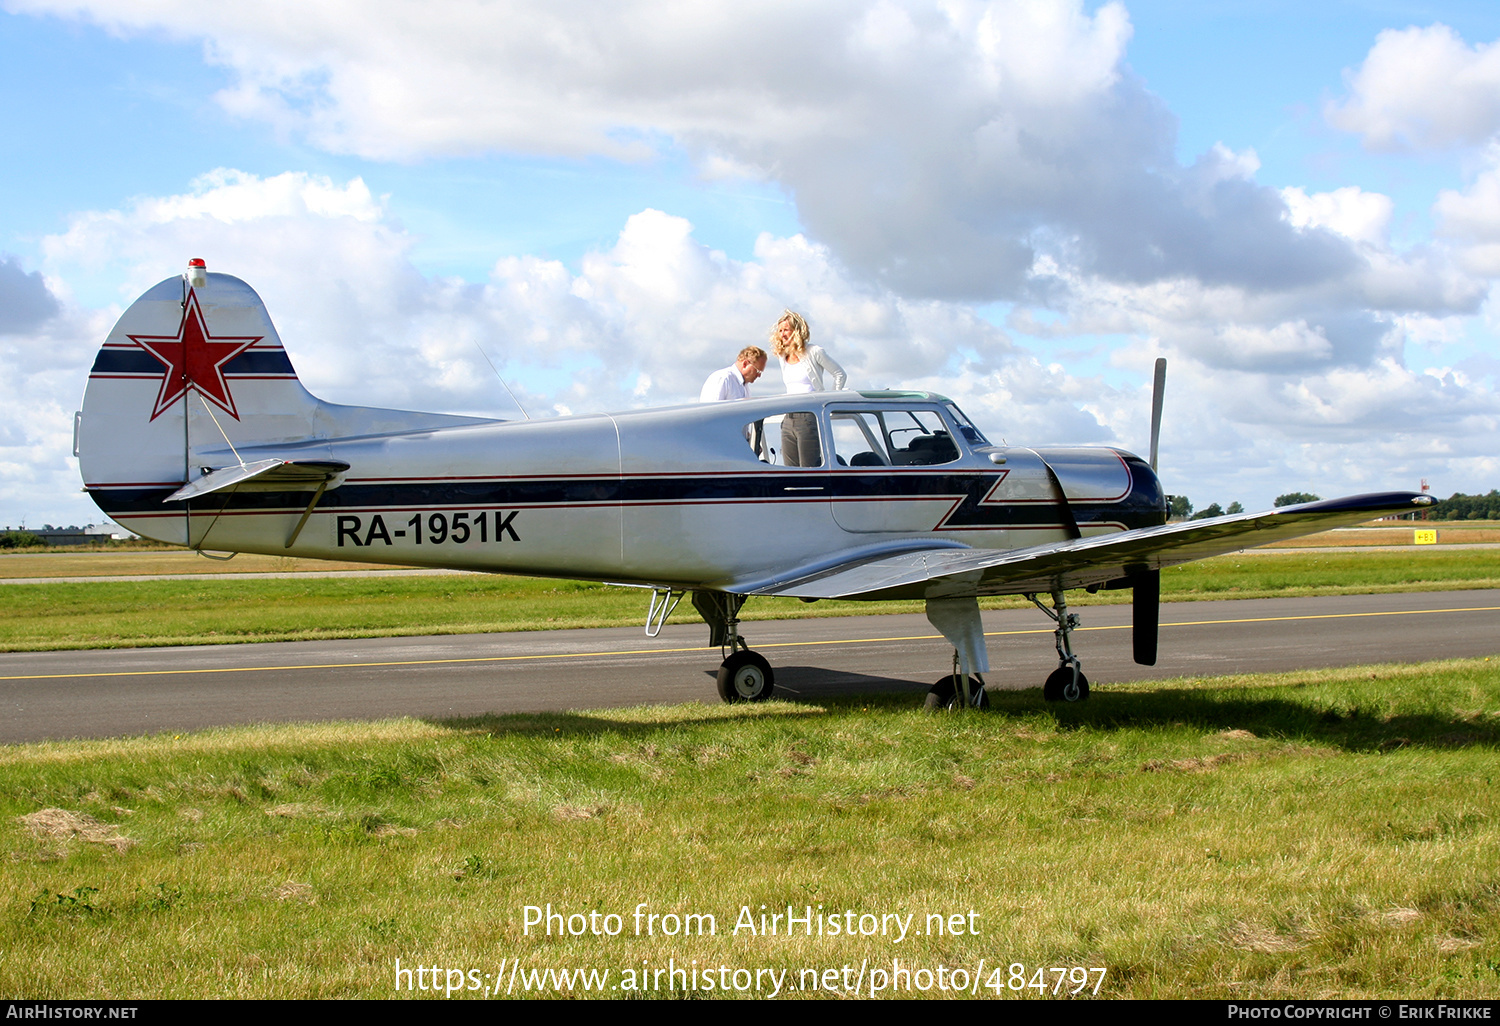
[3,604,1498,682]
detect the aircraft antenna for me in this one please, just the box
[1148,358,1167,473]
[471,340,531,421]
[197,393,247,469]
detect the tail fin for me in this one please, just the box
[78,265,491,545]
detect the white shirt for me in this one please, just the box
[699,363,751,402]
[778,344,847,394]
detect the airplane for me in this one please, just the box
[74,261,1435,709]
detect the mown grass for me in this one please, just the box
[1,548,1498,652]
[3,658,1500,999]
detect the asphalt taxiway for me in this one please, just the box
[2,589,1497,743]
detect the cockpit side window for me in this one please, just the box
[884,410,957,465]
[830,408,962,467]
[831,412,889,467]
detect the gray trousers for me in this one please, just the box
[781,411,821,467]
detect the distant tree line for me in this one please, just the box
[1168,490,1500,522]
[1168,494,1320,520]
[1189,501,1245,520]
[1168,497,1247,520]
[0,530,42,548]
[1429,490,1500,520]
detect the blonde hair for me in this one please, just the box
[769,310,810,360]
[737,345,767,365]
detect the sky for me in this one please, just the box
[3,0,1500,528]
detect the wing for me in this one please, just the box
[735,491,1435,601]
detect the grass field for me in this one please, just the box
[1,547,1498,652]
[3,658,1498,999]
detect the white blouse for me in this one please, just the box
[778,345,847,394]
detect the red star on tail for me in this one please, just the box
[127,289,263,420]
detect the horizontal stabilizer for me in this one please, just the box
[740,491,1435,601]
[163,459,350,503]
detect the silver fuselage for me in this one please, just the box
[89,390,1167,592]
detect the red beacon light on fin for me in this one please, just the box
[186,258,207,289]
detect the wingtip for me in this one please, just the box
[1289,491,1433,515]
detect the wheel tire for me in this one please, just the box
[924,674,989,711]
[716,651,775,703]
[1043,665,1090,702]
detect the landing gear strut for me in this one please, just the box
[696,592,775,703]
[1030,589,1090,702]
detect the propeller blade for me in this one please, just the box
[1149,357,1166,473]
[1140,360,1166,664]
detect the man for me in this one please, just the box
[699,346,767,402]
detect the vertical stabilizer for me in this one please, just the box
[78,265,493,546]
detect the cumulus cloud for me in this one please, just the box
[1282,186,1392,247]
[994,223,1500,504]
[1433,146,1500,277]
[0,257,61,333]
[21,1,1481,434]
[35,170,1029,408]
[0,294,113,529]
[17,4,1480,323]
[12,0,1372,304]
[1327,23,1500,152]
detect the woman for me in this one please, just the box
[769,311,846,467]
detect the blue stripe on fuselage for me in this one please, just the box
[88,464,1167,532]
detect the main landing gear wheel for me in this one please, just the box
[924,674,990,712]
[1043,665,1090,702]
[717,651,775,703]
